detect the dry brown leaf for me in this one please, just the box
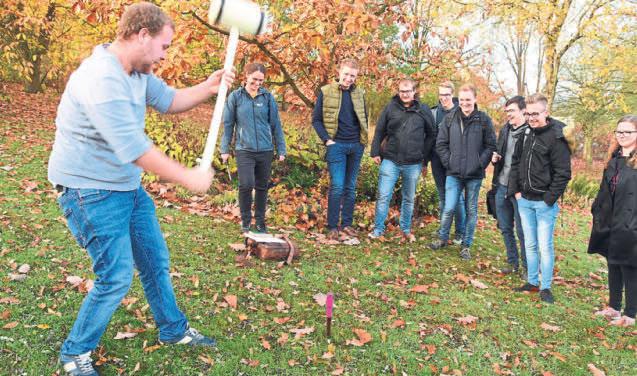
[346,328,372,346]
[2,321,18,329]
[457,315,479,325]
[277,332,289,346]
[290,326,314,339]
[587,364,606,376]
[114,331,138,340]
[1,310,10,320]
[470,279,488,289]
[523,339,538,348]
[66,275,83,286]
[228,243,246,251]
[410,285,429,294]
[224,295,238,309]
[261,338,272,350]
[198,355,214,365]
[313,293,327,306]
[274,317,291,325]
[454,273,470,283]
[391,319,406,328]
[143,345,161,353]
[540,322,560,332]
[551,351,567,362]
[332,367,345,375]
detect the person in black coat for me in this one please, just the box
[589,115,637,327]
[369,78,435,240]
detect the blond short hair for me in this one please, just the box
[339,58,359,70]
[459,83,477,97]
[398,78,417,90]
[439,81,455,92]
[526,93,549,109]
[117,2,174,40]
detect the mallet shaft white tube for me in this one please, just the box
[199,26,240,169]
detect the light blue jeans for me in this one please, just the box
[373,159,422,235]
[517,197,560,289]
[57,186,188,356]
[438,176,482,247]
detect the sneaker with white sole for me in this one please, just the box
[162,327,217,347]
[60,351,98,376]
[595,307,621,319]
[459,247,471,260]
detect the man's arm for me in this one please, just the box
[479,116,497,168]
[166,69,234,114]
[135,146,213,193]
[421,105,435,168]
[509,134,524,197]
[435,115,451,169]
[544,138,572,205]
[312,91,331,144]
[370,105,389,158]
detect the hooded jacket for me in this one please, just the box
[492,122,528,189]
[435,107,497,179]
[508,117,572,205]
[220,86,286,155]
[370,96,435,165]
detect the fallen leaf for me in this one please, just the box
[454,273,470,283]
[8,273,26,282]
[313,293,327,306]
[36,324,49,329]
[261,338,271,350]
[1,310,9,320]
[470,279,488,289]
[66,276,83,286]
[346,328,372,346]
[237,313,248,321]
[274,317,291,325]
[198,355,214,365]
[224,295,238,309]
[541,323,560,332]
[410,285,429,294]
[17,264,30,274]
[277,332,289,346]
[523,339,538,348]
[587,364,606,376]
[228,243,246,251]
[3,321,18,329]
[143,345,161,353]
[290,326,314,339]
[332,366,345,375]
[288,359,298,366]
[457,315,479,326]
[391,319,406,328]
[114,331,138,340]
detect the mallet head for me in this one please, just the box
[208,0,268,36]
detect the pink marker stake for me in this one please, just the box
[326,292,334,337]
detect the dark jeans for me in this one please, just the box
[431,152,466,239]
[608,263,637,318]
[495,183,526,268]
[236,150,273,227]
[326,141,364,230]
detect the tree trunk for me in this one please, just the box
[583,134,593,167]
[24,2,56,93]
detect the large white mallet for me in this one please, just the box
[199,0,268,169]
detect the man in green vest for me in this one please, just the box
[312,59,369,240]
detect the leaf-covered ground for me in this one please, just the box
[1,87,635,375]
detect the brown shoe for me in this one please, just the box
[341,226,358,238]
[326,229,339,241]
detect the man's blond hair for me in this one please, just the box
[117,2,174,40]
[439,81,455,93]
[459,83,477,97]
[339,58,359,70]
[526,93,549,109]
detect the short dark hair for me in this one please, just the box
[505,96,526,110]
[244,63,266,76]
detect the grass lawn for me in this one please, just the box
[1,115,635,376]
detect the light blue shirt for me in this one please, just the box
[48,44,175,191]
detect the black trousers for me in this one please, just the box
[608,263,637,318]
[236,150,273,228]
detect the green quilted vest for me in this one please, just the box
[320,83,368,145]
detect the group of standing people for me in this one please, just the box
[45,3,635,375]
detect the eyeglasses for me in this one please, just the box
[614,130,637,137]
[399,89,414,94]
[525,112,544,118]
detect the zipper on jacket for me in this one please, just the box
[527,137,548,193]
[252,99,259,151]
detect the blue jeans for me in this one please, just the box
[57,186,188,356]
[373,159,422,235]
[438,176,482,247]
[326,141,364,230]
[517,197,559,289]
[431,153,466,239]
[495,184,526,268]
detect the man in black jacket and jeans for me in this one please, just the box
[430,83,497,260]
[510,93,572,304]
[491,96,528,276]
[369,78,435,240]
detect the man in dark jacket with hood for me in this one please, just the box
[430,81,466,244]
[510,93,572,304]
[430,83,497,260]
[369,78,435,240]
[491,96,528,276]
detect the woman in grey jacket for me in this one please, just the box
[220,63,286,233]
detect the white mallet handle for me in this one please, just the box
[199,26,240,169]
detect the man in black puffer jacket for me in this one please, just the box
[509,93,572,304]
[430,83,497,260]
[369,78,435,240]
